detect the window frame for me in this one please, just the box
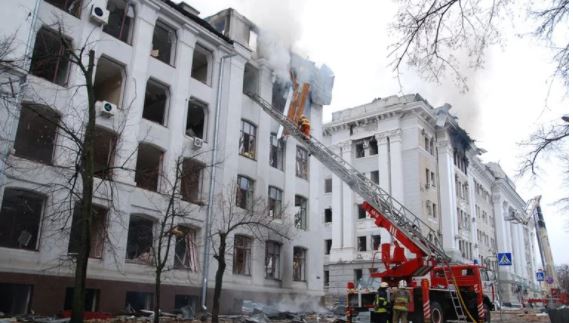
[295,146,309,179]
[294,195,308,230]
[269,133,285,170]
[30,26,72,86]
[239,120,257,159]
[236,175,254,211]
[293,246,307,282]
[233,235,252,276]
[268,186,283,219]
[0,188,45,251]
[151,20,177,66]
[265,240,281,280]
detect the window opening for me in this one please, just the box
[45,0,82,17]
[368,137,378,155]
[191,45,211,84]
[173,226,199,271]
[296,146,309,179]
[236,175,254,210]
[93,127,117,179]
[233,235,252,275]
[68,204,107,258]
[181,159,204,203]
[125,216,154,264]
[142,80,169,125]
[104,0,135,43]
[0,189,44,250]
[0,284,33,315]
[186,99,206,139]
[294,195,307,230]
[269,133,285,170]
[293,247,306,281]
[135,144,163,191]
[324,208,332,223]
[325,239,332,255]
[357,205,366,219]
[354,269,363,284]
[242,64,259,95]
[30,27,71,85]
[94,57,124,106]
[372,235,381,251]
[370,171,379,184]
[272,81,289,112]
[324,271,330,287]
[14,104,59,164]
[268,186,283,219]
[324,178,332,193]
[64,288,99,311]
[357,236,366,252]
[151,21,176,65]
[125,292,154,311]
[239,120,257,159]
[265,241,281,280]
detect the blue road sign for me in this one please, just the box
[536,271,545,282]
[497,252,512,266]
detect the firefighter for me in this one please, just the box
[372,282,390,323]
[298,115,311,139]
[392,280,409,323]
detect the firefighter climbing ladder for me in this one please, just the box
[247,92,472,321]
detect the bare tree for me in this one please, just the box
[389,0,569,90]
[209,182,292,323]
[556,264,568,292]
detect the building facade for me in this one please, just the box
[0,0,331,315]
[321,95,540,305]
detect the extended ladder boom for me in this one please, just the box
[247,93,449,262]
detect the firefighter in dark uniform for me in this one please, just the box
[372,282,390,323]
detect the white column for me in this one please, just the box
[330,142,355,262]
[437,139,460,258]
[388,130,404,203]
[376,133,390,192]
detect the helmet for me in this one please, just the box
[398,280,407,288]
[380,282,389,288]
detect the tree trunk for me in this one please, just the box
[71,50,96,323]
[212,234,227,323]
[154,268,161,323]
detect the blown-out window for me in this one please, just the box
[233,235,252,275]
[0,189,44,251]
[30,27,71,86]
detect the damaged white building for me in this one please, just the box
[320,95,540,305]
[0,0,333,315]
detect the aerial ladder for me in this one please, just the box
[246,92,479,322]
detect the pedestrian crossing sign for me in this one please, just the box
[497,252,512,266]
[536,271,545,281]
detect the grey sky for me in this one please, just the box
[187,0,569,265]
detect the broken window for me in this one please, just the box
[185,99,206,139]
[265,240,281,280]
[324,178,332,193]
[94,56,125,106]
[354,269,363,284]
[125,291,154,311]
[135,143,163,191]
[45,0,82,17]
[269,133,285,170]
[368,137,378,155]
[239,120,257,159]
[268,186,282,218]
[242,63,259,95]
[233,235,252,275]
[355,142,365,158]
[294,195,307,230]
[432,203,437,218]
[30,27,71,85]
[125,215,154,265]
[295,146,308,179]
[181,159,204,203]
[272,81,289,112]
[370,171,379,184]
[425,168,430,187]
[0,284,32,315]
[371,235,381,251]
[94,127,117,179]
[324,208,332,223]
[191,45,212,84]
[324,270,330,287]
[325,239,332,255]
[63,287,99,311]
[431,171,435,187]
[174,295,199,312]
[14,104,59,164]
[68,204,107,258]
[151,21,176,65]
[173,226,199,271]
[236,175,254,210]
[142,80,169,125]
[103,0,135,44]
[293,247,306,281]
[357,236,367,252]
[0,189,44,250]
[357,205,366,219]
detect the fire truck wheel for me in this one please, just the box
[430,301,444,323]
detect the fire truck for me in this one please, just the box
[246,92,494,323]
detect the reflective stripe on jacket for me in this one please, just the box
[375,294,388,313]
[393,289,410,311]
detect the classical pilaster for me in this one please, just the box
[436,139,460,258]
